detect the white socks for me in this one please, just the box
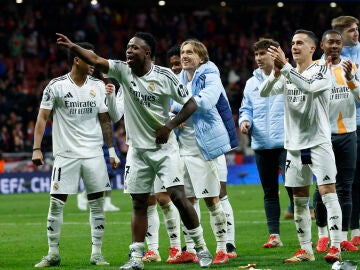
[294,197,313,254]
[129,242,145,260]
[89,197,105,255]
[145,204,160,251]
[220,195,235,246]
[208,201,227,252]
[187,225,207,250]
[161,201,181,250]
[47,197,65,256]
[322,193,342,249]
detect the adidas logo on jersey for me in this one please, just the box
[323,175,330,181]
[64,92,73,98]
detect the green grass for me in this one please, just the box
[0,184,358,269]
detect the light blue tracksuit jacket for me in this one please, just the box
[238,68,285,150]
[341,43,360,126]
[173,61,237,160]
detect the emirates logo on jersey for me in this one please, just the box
[89,89,96,97]
[147,82,155,91]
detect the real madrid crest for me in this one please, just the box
[89,89,96,97]
[53,182,59,190]
[147,82,155,92]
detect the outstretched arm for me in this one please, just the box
[56,33,109,74]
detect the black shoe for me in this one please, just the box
[226,243,238,258]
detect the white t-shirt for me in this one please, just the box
[260,62,332,150]
[40,73,108,158]
[178,80,202,156]
[105,60,191,149]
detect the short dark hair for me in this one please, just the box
[253,38,280,51]
[134,32,156,58]
[167,45,180,59]
[321,29,342,41]
[68,42,94,65]
[293,29,318,46]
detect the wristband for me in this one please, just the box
[108,147,116,157]
[33,148,41,151]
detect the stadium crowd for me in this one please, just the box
[1,0,360,268]
[1,0,359,158]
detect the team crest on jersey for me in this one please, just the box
[147,82,155,91]
[177,84,188,97]
[89,89,96,97]
[53,182,59,190]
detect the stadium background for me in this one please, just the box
[0,0,359,193]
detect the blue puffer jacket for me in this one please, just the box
[341,43,360,126]
[238,68,284,150]
[173,61,237,160]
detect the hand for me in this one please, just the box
[56,33,74,49]
[155,126,171,144]
[342,60,354,81]
[108,147,121,169]
[240,121,250,135]
[110,157,120,169]
[105,83,115,95]
[325,55,333,69]
[32,150,44,166]
[267,46,287,70]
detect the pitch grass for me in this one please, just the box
[1,185,359,270]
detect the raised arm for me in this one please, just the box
[56,33,109,74]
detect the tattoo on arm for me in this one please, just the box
[99,112,114,148]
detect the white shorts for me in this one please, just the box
[215,154,228,182]
[153,176,167,194]
[285,143,337,187]
[50,155,110,195]
[182,154,220,198]
[124,142,184,194]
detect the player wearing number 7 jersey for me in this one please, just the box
[259,29,343,264]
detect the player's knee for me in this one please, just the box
[131,194,148,212]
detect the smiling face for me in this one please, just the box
[321,33,342,64]
[291,33,316,64]
[340,23,359,46]
[180,43,203,73]
[126,36,150,71]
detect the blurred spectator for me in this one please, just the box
[0,152,5,173]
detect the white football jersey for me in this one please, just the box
[317,59,360,134]
[260,62,332,150]
[105,60,191,149]
[40,73,108,158]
